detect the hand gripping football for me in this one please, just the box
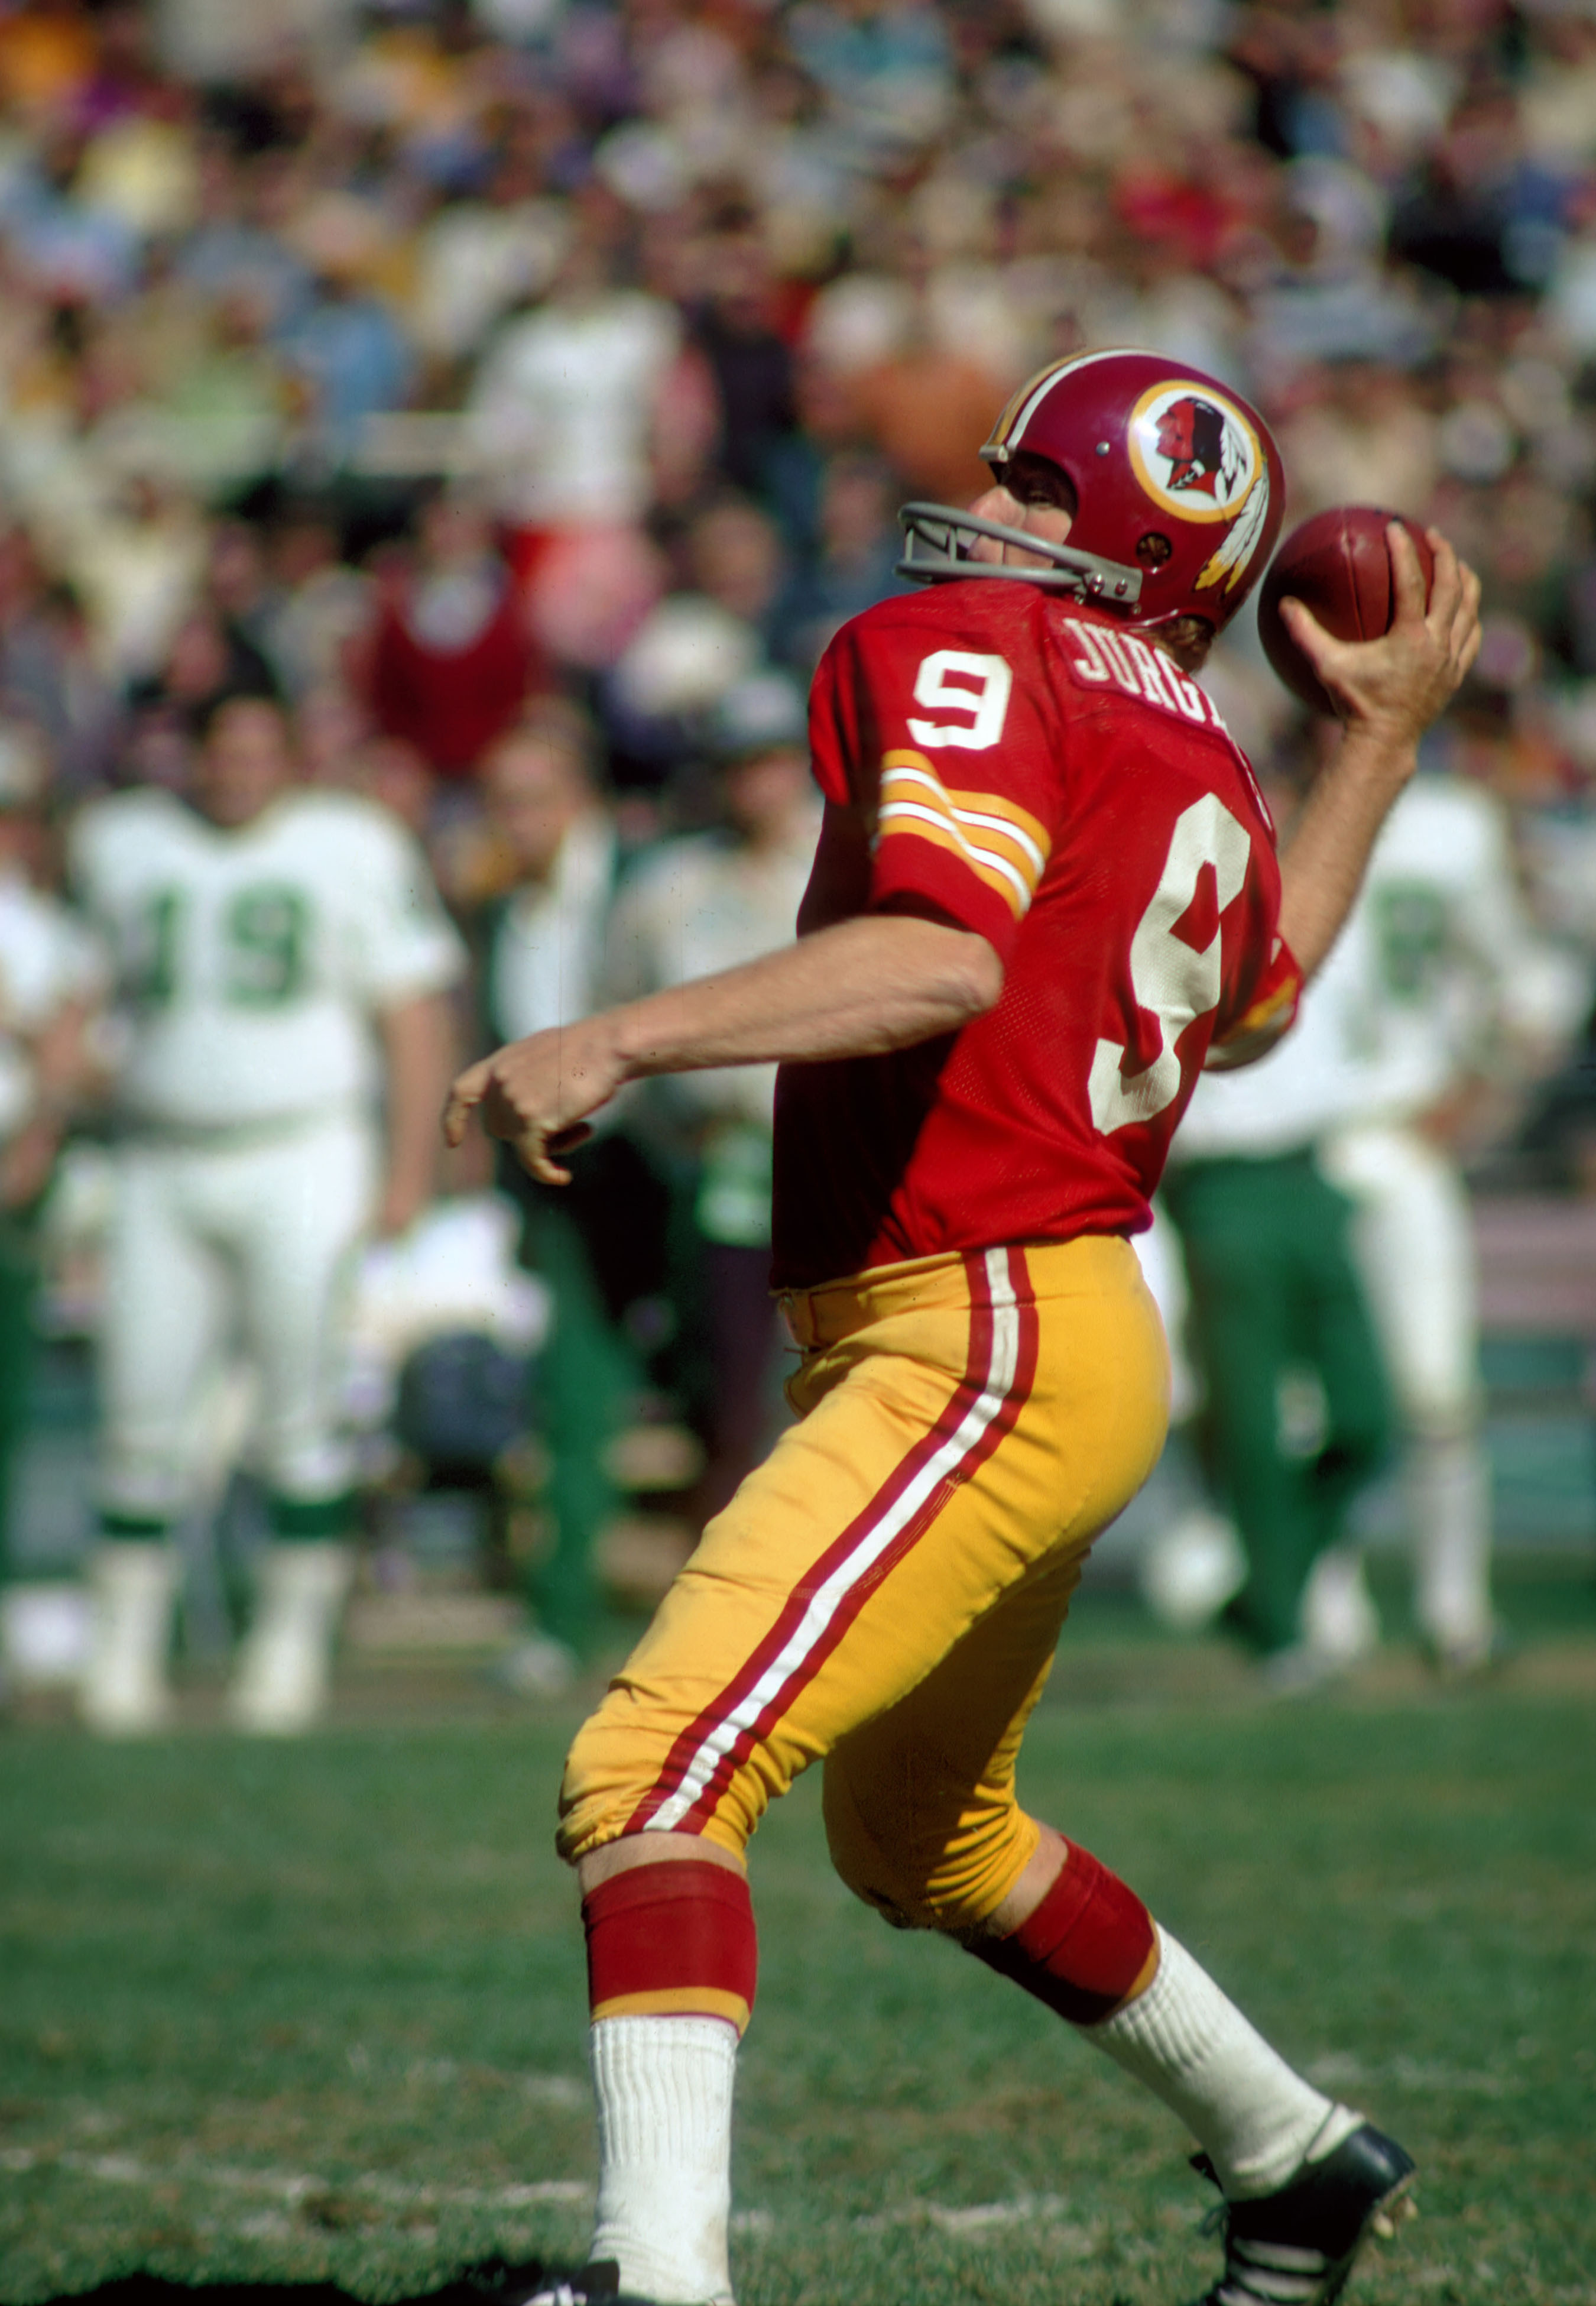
[1256,506,1435,715]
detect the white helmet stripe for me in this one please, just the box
[982,345,1160,459]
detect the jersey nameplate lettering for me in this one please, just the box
[1057,616,1228,733]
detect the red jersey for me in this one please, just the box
[369,576,541,778]
[770,579,1299,1287]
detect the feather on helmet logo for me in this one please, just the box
[1128,380,1270,594]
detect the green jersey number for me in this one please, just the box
[1372,879,1448,1003]
[223,884,310,1006]
[130,887,183,1008]
[132,883,312,1009]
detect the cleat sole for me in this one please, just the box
[1370,2184,1417,2243]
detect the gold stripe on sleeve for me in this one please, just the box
[877,750,1050,919]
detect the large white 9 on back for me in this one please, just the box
[1089,794,1251,1134]
[906,651,1013,751]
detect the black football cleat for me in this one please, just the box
[514,2266,689,2306]
[1188,2120,1416,2305]
[518,2265,626,2306]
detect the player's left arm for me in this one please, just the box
[352,808,472,1229]
[444,910,1003,1186]
[377,989,457,1235]
[1274,525,1482,982]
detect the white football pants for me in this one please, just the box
[1316,1120,1493,1653]
[99,1115,377,1522]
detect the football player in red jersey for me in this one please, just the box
[446,351,1481,2306]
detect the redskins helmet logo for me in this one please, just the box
[1128,380,1271,594]
[1155,397,1245,501]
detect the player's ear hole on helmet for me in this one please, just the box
[1136,532,1173,568]
[996,451,1078,517]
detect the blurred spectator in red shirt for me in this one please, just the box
[366,488,544,781]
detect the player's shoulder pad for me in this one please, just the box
[276,787,414,850]
[832,576,1042,658]
[74,783,180,834]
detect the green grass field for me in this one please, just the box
[4,1602,1595,2306]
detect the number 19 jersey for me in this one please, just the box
[72,787,465,1131]
[771,579,1300,1288]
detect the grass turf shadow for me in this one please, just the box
[39,2265,562,2306]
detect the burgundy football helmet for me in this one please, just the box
[897,348,1285,637]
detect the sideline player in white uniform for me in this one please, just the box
[1149,771,1584,1673]
[1307,770,1587,1671]
[1159,912,1394,1682]
[73,695,465,1734]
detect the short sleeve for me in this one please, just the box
[346,811,466,1005]
[1205,930,1302,1070]
[809,611,1060,964]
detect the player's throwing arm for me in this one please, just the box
[1272,524,1482,982]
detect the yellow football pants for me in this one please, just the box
[559,1236,1168,1932]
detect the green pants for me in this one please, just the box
[516,1189,635,1655]
[1163,1152,1393,1654]
[503,1132,684,1656]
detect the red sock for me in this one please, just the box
[969,1840,1155,2026]
[583,1859,758,2035]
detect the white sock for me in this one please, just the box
[589,2014,737,2305]
[1082,1926,1360,2198]
[1409,1432,1494,1652]
[81,1541,179,1735]
[228,1541,353,1735]
[1300,1543,1381,1664]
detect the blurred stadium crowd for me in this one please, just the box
[1,0,1595,1728]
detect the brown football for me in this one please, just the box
[1256,506,1435,715]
